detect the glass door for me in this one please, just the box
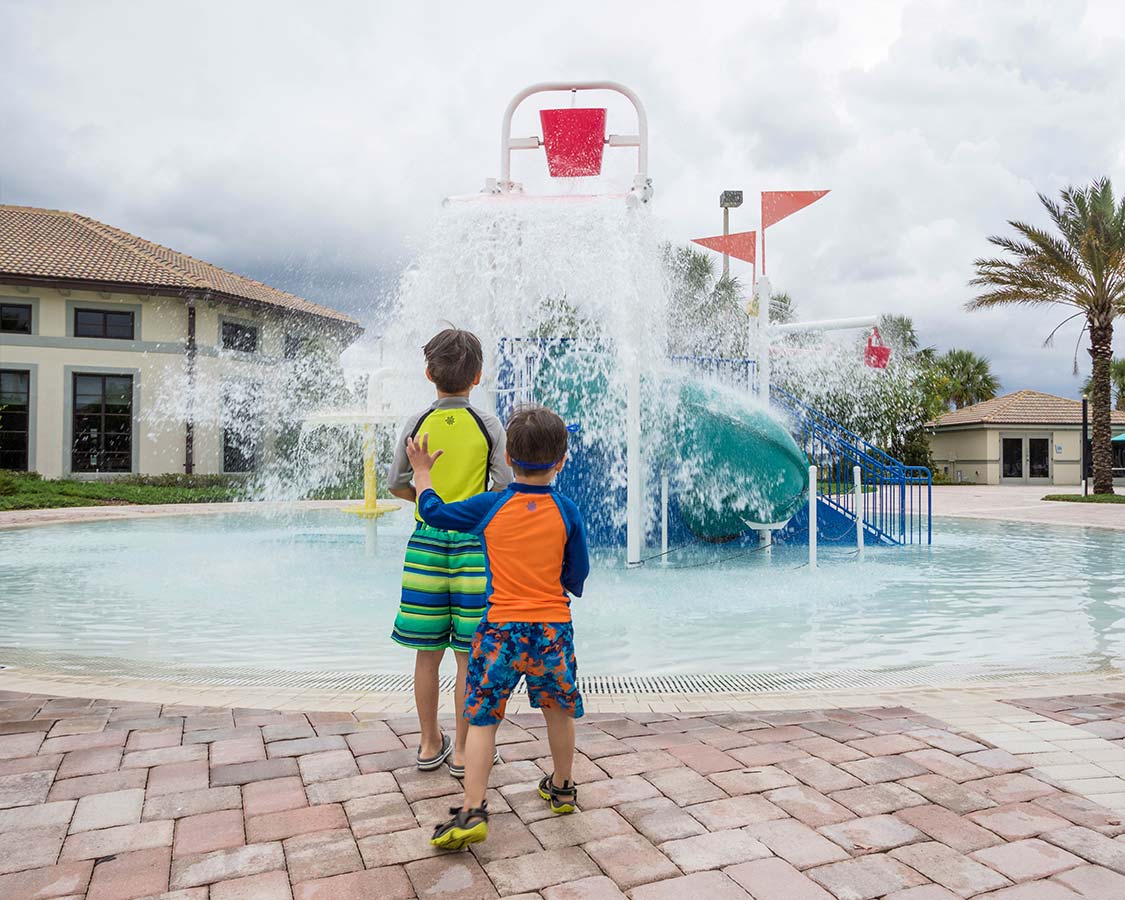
[1027,435,1052,484]
[1001,436,1024,482]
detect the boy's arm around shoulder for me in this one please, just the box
[558,494,590,598]
[417,489,499,534]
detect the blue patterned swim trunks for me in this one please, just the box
[464,621,584,726]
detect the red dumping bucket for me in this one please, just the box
[539,108,607,177]
[864,327,891,369]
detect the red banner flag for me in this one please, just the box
[761,190,829,229]
[691,230,757,264]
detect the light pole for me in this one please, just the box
[719,190,743,280]
[1082,392,1089,496]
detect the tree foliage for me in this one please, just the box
[970,177,1125,493]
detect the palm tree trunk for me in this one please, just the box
[1088,321,1116,495]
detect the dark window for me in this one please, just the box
[284,334,306,360]
[222,321,258,353]
[0,303,32,334]
[222,384,260,473]
[74,308,135,339]
[71,373,133,473]
[0,369,30,471]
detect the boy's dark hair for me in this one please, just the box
[423,329,483,393]
[506,404,569,476]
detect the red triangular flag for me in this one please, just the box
[761,190,829,229]
[691,230,756,264]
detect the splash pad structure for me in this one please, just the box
[377,81,930,570]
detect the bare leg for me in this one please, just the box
[450,650,469,767]
[462,723,499,809]
[414,649,444,758]
[540,704,575,790]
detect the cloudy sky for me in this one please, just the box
[2,0,1123,396]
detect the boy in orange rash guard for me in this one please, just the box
[404,405,590,850]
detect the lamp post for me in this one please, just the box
[719,190,743,280]
[1082,392,1089,496]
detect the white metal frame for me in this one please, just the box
[486,81,653,205]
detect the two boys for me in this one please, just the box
[390,329,589,848]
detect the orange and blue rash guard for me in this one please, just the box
[416,483,589,624]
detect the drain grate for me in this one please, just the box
[0,647,1105,694]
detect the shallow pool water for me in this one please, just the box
[1,510,1122,676]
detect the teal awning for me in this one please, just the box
[1113,432,1125,443]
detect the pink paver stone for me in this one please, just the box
[626,870,752,899]
[779,757,864,793]
[581,834,680,891]
[744,818,850,869]
[148,761,210,797]
[242,776,307,817]
[1052,863,1125,896]
[579,775,661,809]
[0,824,68,876]
[666,744,742,775]
[708,766,798,795]
[0,860,94,899]
[807,854,930,899]
[890,841,1012,896]
[540,874,628,898]
[686,793,787,829]
[210,870,294,900]
[143,786,243,821]
[968,803,1072,841]
[70,788,145,832]
[404,853,500,899]
[598,751,681,778]
[660,828,771,872]
[245,803,348,842]
[819,814,927,854]
[293,865,415,900]
[899,774,996,815]
[211,737,267,767]
[484,847,600,895]
[469,811,544,865]
[57,746,123,779]
[895,803,1004,853]
[86,847,172,900]
[174,809,247,857]
[726,857,835,899]
[642,767,727,805]
[169,842,286,890]
[764,785,853,827]
[60,819,174,862]
[615,797,706,843]
[528,807,633,848]
[831,783,928,817]
[971,838,1083,882]
[281,827,362,882]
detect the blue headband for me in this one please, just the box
[511,423,580,470]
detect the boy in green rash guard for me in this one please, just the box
[387,329,512,773]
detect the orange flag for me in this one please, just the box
[691,230,757,264]
[761,190,829,229]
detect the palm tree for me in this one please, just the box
[1082,357,1125,411]
[970,178,1125,494]
[665,245,749,357]
[935,349,1001,409]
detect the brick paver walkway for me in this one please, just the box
[3,692,1125,899]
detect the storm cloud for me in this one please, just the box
[1,0,1122,393]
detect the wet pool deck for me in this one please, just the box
[933,485,1125,531]
[5,675,1125,898]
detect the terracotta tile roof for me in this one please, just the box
[0,205,360,328]
[932,390,1125,428]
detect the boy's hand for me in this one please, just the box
[406,432,444,475]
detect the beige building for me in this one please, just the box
[928,390,1125,486]
[0,205,361,478]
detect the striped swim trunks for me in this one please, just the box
[391,523,488,653]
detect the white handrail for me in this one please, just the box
[496,81,649,191]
